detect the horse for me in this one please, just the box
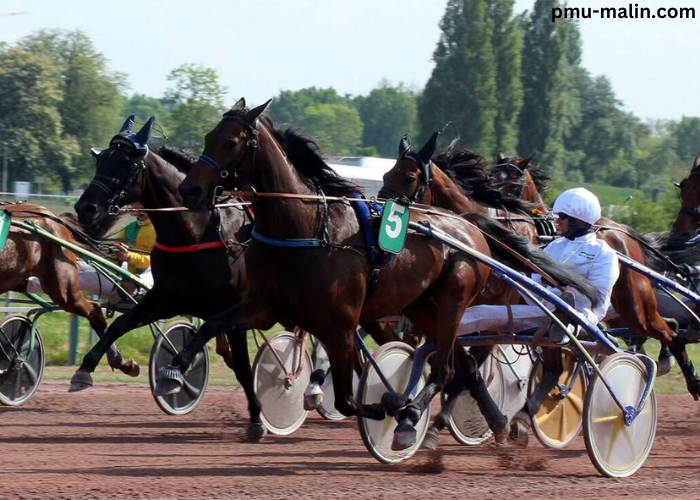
[167,98,597,449]
[491,154,700,400]
[0,204,138,376]
[70,116,275,440]
[668,153,700,249]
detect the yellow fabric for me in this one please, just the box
[117,218,156,274]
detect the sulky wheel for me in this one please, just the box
[529,348,588,449]
[317,370,360,421]
[583,352,657,478]
[446,346,506,445]
[252,331,313,435]
[149,321,209,416]
[0,315,44,406]
[357,341,431,464]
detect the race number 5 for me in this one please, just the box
[379,200,410,254]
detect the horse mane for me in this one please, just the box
[223,109,362,197]
[155,146,198,174]
[435,141,536,213]
[529,168,551,195]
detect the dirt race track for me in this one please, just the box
[1,382,700,500]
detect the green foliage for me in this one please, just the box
[609,192,679,233]
[164,63,226,151]
[268,87,364,155]
[673,116,700,167]
[518,0,581,175]
[353,81,418,158]
[18,30,127,190]
[123,94,171,137]
[0,47,78,192]
[420,0,499,154]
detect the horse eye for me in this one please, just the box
[225,139,238,149]
[407,176,417,184]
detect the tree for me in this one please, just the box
[164,64,226,151]
[18,30,126,187]
[268,88,363,155]
[0,48,78,191]
[490,0,523,153]
[673,116,700,166]
[353,82,417,158]
[419,0,498,154]
[518,0,582,175]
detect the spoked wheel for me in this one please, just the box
[252,331,313,435]
[0,315,44,406]
[149,321,209,416]
[357,341,431,464]
[583,352,657,478]
[529,348,588,449]
[317,371,360,421]
[446,346,506,445]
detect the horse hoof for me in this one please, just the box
[508,421,529,447]
[381,392,409,417]
[119,359,140,378]
[153,366,184,396]
[421,427,440,450]
[303,384,323,411]
[68,371,93,392]
[245,422,268,442]
[391,423,417,451]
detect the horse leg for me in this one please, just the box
[38,260,136,376]
[225,329,266,442]
[215,334,236,370]
[668,335,700,400]
[154,300,274,395]
[304,336,330,411]
[69,291,177,391]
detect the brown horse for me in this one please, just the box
[169,99,597,450]
[0,204,136,375]
[668,153,700,249]
[492,154,700,400]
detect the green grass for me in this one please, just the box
[558,182,643,207]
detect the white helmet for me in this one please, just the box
[552,188,601,225]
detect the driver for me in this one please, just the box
[457,187,619,337]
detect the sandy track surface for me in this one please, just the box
[1,382,699,500]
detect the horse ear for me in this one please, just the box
[693,153,700,172]
[91,147,103,159]
[232,97,246,111]
[519,154,536,170]
[133,116,155,146]
[119,115,135,134]
[496,151,506,163]
[398,135,410,158]
[245,99,272,124]
[417,130,440,165]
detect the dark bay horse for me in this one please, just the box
[0,204,136,375]
[72,117,271,440]
[169,98,597,448]
[492,154,700,400]
[668,153,700,249]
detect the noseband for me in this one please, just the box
[197,115,260,182]
[493,163,526,198]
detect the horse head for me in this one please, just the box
[179,98,271,209]
[668,152,700,248]
[75,115,155,236]
[378,131,439,204]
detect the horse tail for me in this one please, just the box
[462,212,601,308]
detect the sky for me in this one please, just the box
[1,0,699,121]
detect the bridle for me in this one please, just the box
[492,163,526,198]
[678,171,700,223]
[89,140,148,215]
[379,153,434,205]
[197,115,260,183]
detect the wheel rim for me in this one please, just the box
[150,323,209,416]
[584,353,656,478]
[253,333,311,435]
[358,342,430,464]
[0,316,44,406]
[447,347,506,445]
[531,349,586,449]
